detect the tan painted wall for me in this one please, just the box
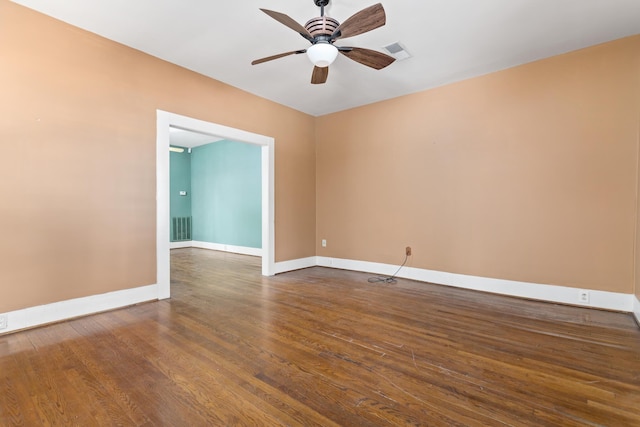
[317,36,640,294]
[0,1,316,312]
[2,1,639,316]
[636,78,640,302]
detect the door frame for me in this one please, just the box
[156,110,275,299]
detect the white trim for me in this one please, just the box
[275,256,318,274]
[170,241,262,256]
[170,241,193,249]
[262,138,276,276]
[4,256,634,335]
[316,256,634,313]
[157,113,171,299]
[157,110,276,300]
[0,285,158,335]
[191,241,262,257]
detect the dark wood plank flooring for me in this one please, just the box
[1,248,639,426]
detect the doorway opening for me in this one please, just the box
[156,110,275,299]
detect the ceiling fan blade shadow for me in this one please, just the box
[252,50,306,65]
[331,3,386,40]
[260,9,313,41]
[339,47,395,70]
[311,66,329,84]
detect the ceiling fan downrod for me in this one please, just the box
[314,0,330,17]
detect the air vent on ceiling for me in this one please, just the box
[383,42,411,61]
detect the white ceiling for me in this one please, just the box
[11,0,640,116]
[170,127,223,148]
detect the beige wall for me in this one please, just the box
[2,0,640,316]
[0,1,316,312]
[317,36,640,294]
[636,86,640,302]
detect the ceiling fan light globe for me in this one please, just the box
[306,43,338,67]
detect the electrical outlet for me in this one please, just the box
[322,239,327,247]
[578,290,590,304]
[0,314,8,330]
[405,246,412,256]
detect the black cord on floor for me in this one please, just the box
[368,254,409,284]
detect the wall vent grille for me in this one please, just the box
[172,217,192,241]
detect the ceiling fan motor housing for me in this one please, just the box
[305,16,339,39]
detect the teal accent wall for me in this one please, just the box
[191,140,262,248]
[170,147,191,241]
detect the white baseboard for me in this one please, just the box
[0,284,158,335]
[192,241,262,257]
[170,241,193,249]
[170,240,262,257]
[5,257,633,336]
[315,256,634,313]
[274,256,317,274]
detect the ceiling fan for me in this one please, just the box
[251,0,396,84]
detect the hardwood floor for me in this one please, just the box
[1,248,639,426]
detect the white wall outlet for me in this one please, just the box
[578,290,590,304]
[179,191,187,196]
[0,314,8,330]
[321,239,327,247]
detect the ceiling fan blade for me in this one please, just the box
[311,66,329,84]
[339,47,395,70]
[252,50,306,65]
[331,3,386,40]
[260,9,313,41]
